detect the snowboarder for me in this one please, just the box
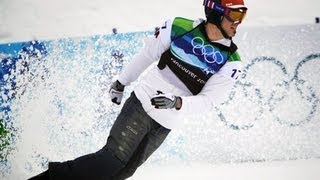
[29,0,248,179]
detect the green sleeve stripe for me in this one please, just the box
[229,51,241,62]
[171,17,194,40]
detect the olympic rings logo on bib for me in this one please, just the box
[191,37,224,64]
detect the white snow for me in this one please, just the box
[132,159,320,180]
[1,0,319,43]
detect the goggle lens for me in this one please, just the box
[225,9,247,24]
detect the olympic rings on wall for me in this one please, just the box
[216,54,320,130]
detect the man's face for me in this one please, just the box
[221,17,240,37]
[220,7,246,37]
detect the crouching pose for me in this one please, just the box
[29,0,247,179]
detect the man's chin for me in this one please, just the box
[230,30,236,37]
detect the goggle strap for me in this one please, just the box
[203,0,226,14]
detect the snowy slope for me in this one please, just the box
[1,0,319,43]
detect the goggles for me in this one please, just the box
[224,8,247,24]
[203,0,247,24]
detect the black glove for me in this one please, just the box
[151,91,182,110]
[109,80,125,105]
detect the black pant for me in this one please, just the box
[47,93,170,180]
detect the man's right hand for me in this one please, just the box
[109,80,125,105]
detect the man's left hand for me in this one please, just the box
[151,91,182,110]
